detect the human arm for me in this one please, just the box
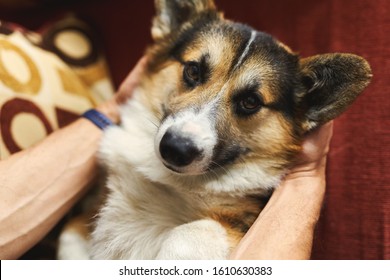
[0,118,103,260]
[229,121,333,259]
[0,57,147,260]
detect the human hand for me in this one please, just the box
[115,56,148,104]
[96,56,148,123]
[230,122,334,259]
[286,121,334,180]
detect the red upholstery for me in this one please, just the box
[1,0,388,259]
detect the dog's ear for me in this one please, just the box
[298,53,372,131]
[152,0,217,40]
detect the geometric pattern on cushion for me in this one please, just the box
[0,16,114,158]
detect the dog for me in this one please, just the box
[57,0,372,259]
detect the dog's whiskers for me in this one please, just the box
[209,160,235,183]
[145,117,159,128]
[206,166,220,181]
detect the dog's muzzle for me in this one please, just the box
[155,109,218,175]
[159,129,204,169]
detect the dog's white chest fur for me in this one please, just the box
[91,184,229,259]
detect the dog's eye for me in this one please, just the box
[183,62,200,87]
[235,92,263,116]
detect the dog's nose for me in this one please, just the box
[159,130,202,168]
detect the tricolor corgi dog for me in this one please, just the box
[58,0,371,259]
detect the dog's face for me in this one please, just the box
[153,25,302,177]
[139,0,371,192]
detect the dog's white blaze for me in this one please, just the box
[234,30,257,70]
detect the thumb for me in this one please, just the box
[116,56,148,104]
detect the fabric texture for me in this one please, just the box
[0,16,114,159]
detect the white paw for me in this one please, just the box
[57,230,90,260]
[156,219,229,260]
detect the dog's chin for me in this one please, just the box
[161,161,209,176]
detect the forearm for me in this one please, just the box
[0,118,103,259]
[230,175,325,260]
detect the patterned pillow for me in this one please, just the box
[0,16,114,159]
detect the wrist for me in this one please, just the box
[285,155,327,180]
[95,99,121,124]
[278,169,326,226]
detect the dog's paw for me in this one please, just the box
[57,220,90,260]
[156,219,229,260]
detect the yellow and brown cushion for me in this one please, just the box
[0,16,114,159]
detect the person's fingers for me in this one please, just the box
[286,121,334,178]
[116,56,148,104]
[299,121,334,164]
